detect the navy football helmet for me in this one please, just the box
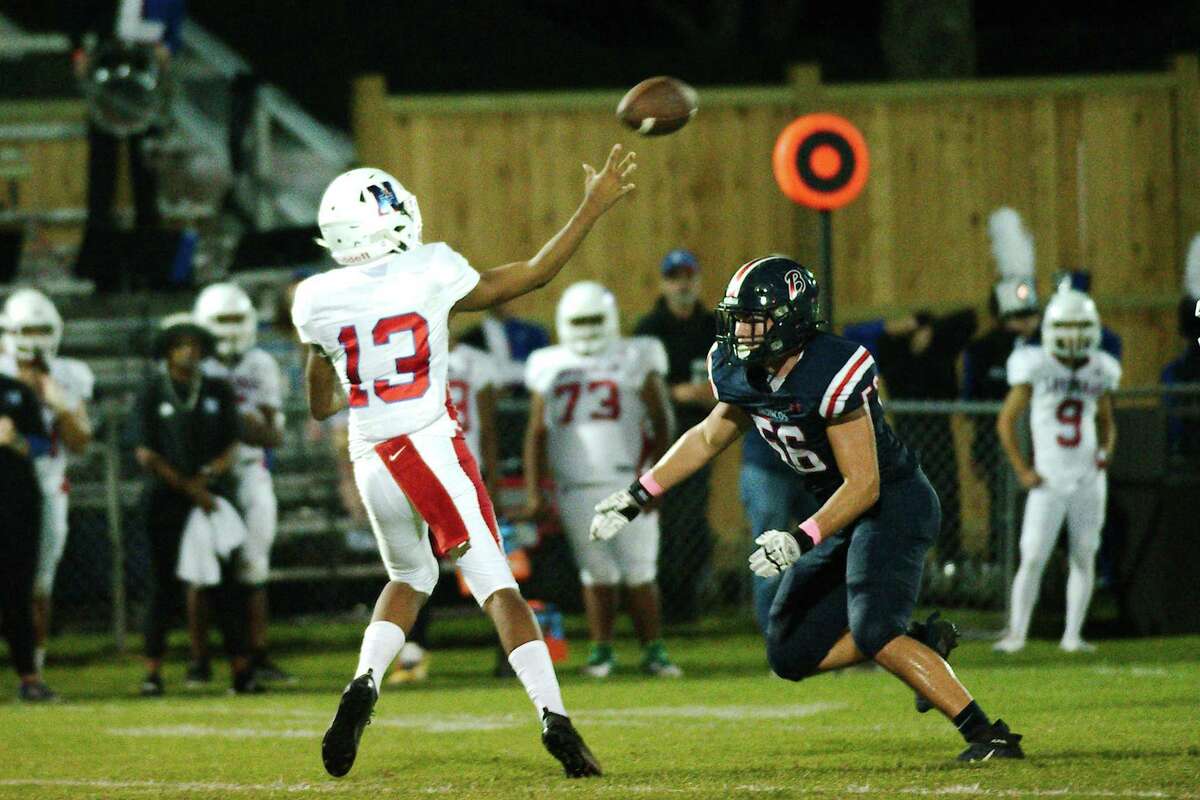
[715,256,824,364]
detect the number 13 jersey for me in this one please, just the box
[708,332,915,502]
[1006,345,1121,488]
[291,242,480,460]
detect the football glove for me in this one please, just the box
[590,479,654,541]
[748,529,808,578]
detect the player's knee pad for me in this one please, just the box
[384,557,439,597]
[765,625,824,681]
[577,548,621,587]
[238,552,271,586]
[618,559,657,587]
[457,537,519,607]
[850,616,904,659]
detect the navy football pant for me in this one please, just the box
[766,467,940,681]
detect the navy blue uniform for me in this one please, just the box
[709,332,940,675]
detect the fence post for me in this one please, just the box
[104,400,126,653]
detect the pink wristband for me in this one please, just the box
[798,518,822,546]
[638,473,665,497]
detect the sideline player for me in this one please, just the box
[522,281,678,677]
[1,289,93,674]
[995,288,1119,653]
[194,282,292,682]
[591,256,1024,762]
[293,144,635,779]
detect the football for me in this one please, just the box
[616,76,698,136]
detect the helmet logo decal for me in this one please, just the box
[367,181,403,215]
[784,269,806,300]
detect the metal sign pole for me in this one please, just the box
[820,209,834,326]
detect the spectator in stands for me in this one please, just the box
[843,308,977,566]
[1162,236,1200,460]
[68,1,186,279]
[633,248,716,622]
[961,279,1040,559]
[0,366,57,701]
[132,315,258,695]
[459,301,550,389]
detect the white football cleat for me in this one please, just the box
[992,636,1026,654]
[1059,638,1096,653]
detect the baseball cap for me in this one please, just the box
[660,248,698,276]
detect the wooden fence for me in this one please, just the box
[355,56,1200,389]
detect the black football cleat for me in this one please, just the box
[909,611,960,713]
[958,719,1025,762]
[541,709,602,778]
[322,670,378,778]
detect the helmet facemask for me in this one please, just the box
[3,289,63,363]
[556,281,619,357]
[1041,288,1101,364]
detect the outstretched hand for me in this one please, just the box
[582,144,637,214]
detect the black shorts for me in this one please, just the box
[766,467,941,675]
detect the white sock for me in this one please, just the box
[354,621,406,692]
[1063,556,1096,644]
[34,647,46,675]
[508,640,567,719]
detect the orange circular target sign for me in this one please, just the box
[773,113,869,210]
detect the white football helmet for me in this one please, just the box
[1041,287,1101,361]
[556,281,619,356]
[315,167,422,265]
[3,288,63,362]
[194,282,256,359]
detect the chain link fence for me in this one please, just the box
[48,379,1200,646]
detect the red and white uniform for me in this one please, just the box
[291,243,516,603]
[525,337,668,586]
[1003,345,1121,644]
[447,343,498,465]
[0,353,94,595]
[202,348,283,585]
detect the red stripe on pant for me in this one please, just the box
[374,434,475,558]
[452,435,501,546]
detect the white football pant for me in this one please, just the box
[557,484,659,587]
[1006,472,1106,644]
[352,432,517,605]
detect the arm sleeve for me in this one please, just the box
[820,348,879,420]
[256,353,285,409]
[705,342,722,402]
[1005,347,1038,386]
[290,281,317,346]
[524,351,552,394]
[433,243,481,306]
[1105,354,1123,391]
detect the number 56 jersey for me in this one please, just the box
[1006,345,1121,489]
[525,337,669,488]
[709,332,915,502]
[291,243,480,460]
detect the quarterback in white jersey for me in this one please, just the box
[523,281,678,678]
[195,282,291,683]
[1,289,94,673]
[996,288,1120,653]
[295,147,634,779]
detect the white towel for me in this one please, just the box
[176,496,248,587]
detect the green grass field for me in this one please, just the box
[2,616,1198,800]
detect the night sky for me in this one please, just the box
[8,1,1200,126]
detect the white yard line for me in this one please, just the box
[103,702,847,739]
